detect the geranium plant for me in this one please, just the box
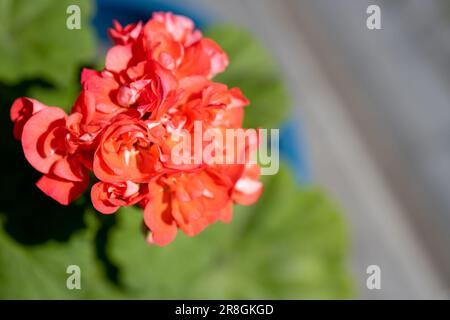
[0,1,353,299]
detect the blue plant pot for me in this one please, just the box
[94,0,311,183]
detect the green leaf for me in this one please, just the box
[0,212,124,299]
[205,25,291,129]
[0,0,95,87]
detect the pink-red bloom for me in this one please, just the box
[11,12,263,246]
[91,180,148,214]
[19,105,91,205]
[93,117,164,183]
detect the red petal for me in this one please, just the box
[219,200,233,223]
[105,44,133,73]
[178,42,211,78]
[233,164,263,206]
[143,181,177,246]
[79,69,121,119]
[51,156,88,182]
[10,97,47,140]
[21,107,67,174]
[172,200,209,237]
[92,150,121,183]
[80,68,98,84]
[36,174,88,205]
[201,38,228,77]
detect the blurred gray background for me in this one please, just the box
[194,0,450,299]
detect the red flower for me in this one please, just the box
[107,12,228,79]
[91,180,148,214]
[11,12,264,246]
[76,62,179,126]
[178,80,249,129]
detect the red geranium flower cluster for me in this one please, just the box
[10,12,263,246]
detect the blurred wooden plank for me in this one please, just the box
[291,0,450,295]
[192,0,448,299]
